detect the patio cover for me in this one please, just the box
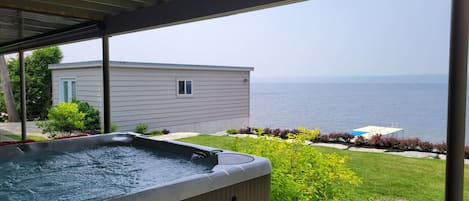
[0,0,301,54]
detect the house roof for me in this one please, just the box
[49,60,254,71]
[0,0,301,54]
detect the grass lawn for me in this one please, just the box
[4,134,48,141]
[178,135,469,201]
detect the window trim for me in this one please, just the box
[59,77,77,102]
[176,79,193,96]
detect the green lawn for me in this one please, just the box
[4,134,48,141]
[178,135,469,201]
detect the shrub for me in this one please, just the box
[398,138,420,151]
[226,128,240,134]
[239,127,250,134]
[297,127,320,141]
[111,123,118,132]
[162,129,170,134]
[340,133,354,143]
[317,134,330,143]
[434,142,447,154]
[134,123,148,134]
[271,128,281,136]
[419,141,434,152]
[368,134,384,147]
[72,99,100,131]
[254,127,264,135]
[99,123,118,134]
[36,102,85,138]
[263,127,272,134]
[328,133,339,142]
[150,130,163,136]
[354,136,366,146]
[232,129,361,200]
[279,129,290,139]
[382,137,400,149]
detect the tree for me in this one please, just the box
[7,46,63,120]
[0,56,19,122]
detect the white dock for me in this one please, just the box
[351,125,403,139]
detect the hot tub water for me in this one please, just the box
[0,145,211,201]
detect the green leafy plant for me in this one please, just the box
[72,99,100,131]
[111,123,118,132]
[226,128,240,134]
[149,130,163,136]
[100,123,118,134]
[232,128,360,201]
[36,102,85,138]
[254,127,264,135]
[134,123,148,134]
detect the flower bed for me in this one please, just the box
[230,127,459,158]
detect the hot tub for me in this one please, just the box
[0,133,271,201]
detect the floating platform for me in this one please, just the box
[351,125,404,139]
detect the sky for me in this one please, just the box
[58,0,452,80]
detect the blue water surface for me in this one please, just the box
[250,83,460,144]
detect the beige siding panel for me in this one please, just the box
[51,66,250,133]
[115,113,248,130]
[109,67,250,132]
[51,68,103,126]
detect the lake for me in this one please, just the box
[250,83,459,144]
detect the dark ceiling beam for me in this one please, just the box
[0,16,73,31]
[0,0,106,20]
[81,0,143,11]
[131,0,159,7]
[22,12,86,25]
[101,0,302,35]
[33,0,123,16]
[0,0,301,54]
[0,23,49,33]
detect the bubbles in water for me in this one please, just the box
[0,146,211,201]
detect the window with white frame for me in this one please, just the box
[60,78,77,102]
[177,80,193,95]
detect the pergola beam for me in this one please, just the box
[0,0,300,54]
[0,0,106,20]
[81,0,143,11]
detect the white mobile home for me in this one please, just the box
[49,61,252,133]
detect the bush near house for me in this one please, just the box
[99,123,118,134]
[162,129,170,134]
[134,123,148,134]
[226,128,239,134]
[232,128,361,200]
[72,99,100,131]
[36,102,85,138]
[149,130,163,136]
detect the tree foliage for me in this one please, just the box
[6,46,62,120]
